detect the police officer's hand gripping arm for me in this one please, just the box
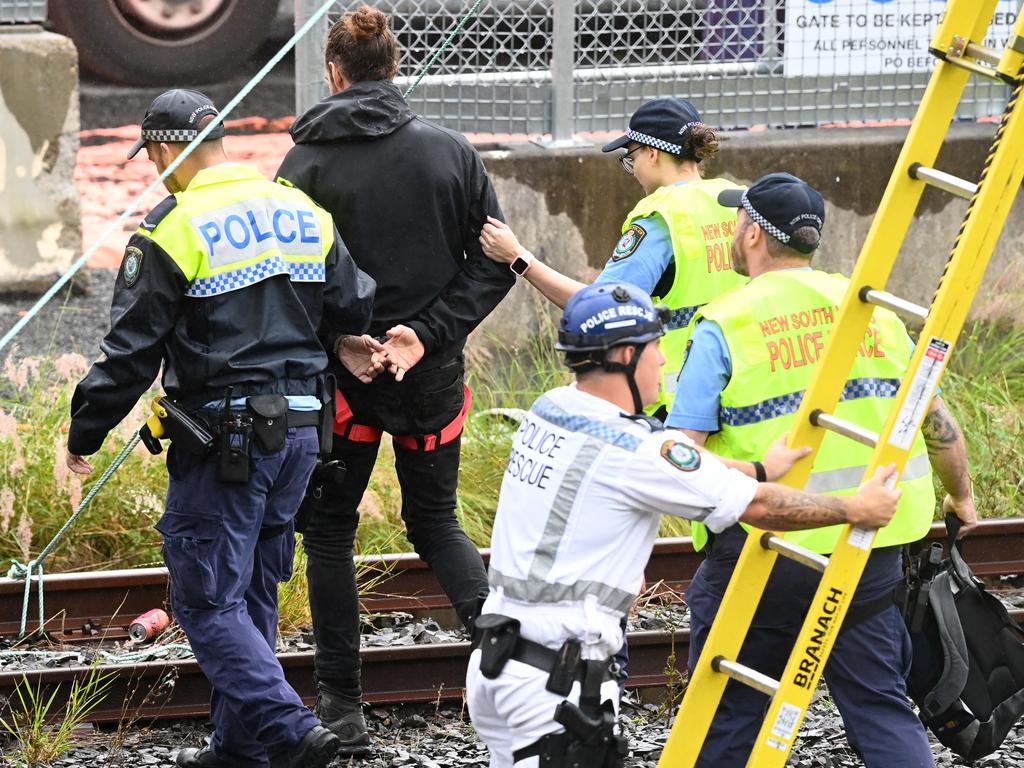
[480,217,585,309]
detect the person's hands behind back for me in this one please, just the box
[377,325,425,382]
[338,334,387,384]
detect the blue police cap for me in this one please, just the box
[602,97,703,158]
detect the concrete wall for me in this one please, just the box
[0,27,79,294]
[475,124,1023,350]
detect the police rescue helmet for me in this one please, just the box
[557,282,668,352]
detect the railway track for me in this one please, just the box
[1,519,1021,723]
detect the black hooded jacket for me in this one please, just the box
[276,81,514,372]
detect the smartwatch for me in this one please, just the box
[510,250,535,277]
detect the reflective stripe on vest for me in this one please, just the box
[691,270,935,554]
[487,395,642,614]
[142,164,334,297]
[620,179,748,415]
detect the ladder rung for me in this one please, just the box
[760,532,830,573]
[964,40,1001,66]
[858,286,929,322]
[809,410,879,448]
[711,656,780,697]
[908,163,978,200]
[931,44,1016,84]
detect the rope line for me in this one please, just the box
[404,0,487,98]
[7,432,142,638]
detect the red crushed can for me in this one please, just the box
[128,608,170,643]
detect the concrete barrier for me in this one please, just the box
[475,123,1023,352]
[0,27,79,294]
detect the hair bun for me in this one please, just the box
[347,5,388,41]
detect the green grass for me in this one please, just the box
[0,320,1020,587]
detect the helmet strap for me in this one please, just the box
[602,342,647,415]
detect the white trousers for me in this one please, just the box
[465,648,621,768]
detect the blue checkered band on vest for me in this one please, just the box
[532,395,642,451]
[186,258,325,297]
[719,377,901,427]
[627,129,683,155]
[666,304,703,331]
[741,194,790,244]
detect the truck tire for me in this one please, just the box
[48,0,281,85]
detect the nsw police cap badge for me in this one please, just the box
[660,440,701,471]
[123,246,144,288]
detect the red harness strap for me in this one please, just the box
[393,384,473,452]
[333,384,473,451]
[334,389,384,443]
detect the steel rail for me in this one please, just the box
[3,611,1022,724]
[2,518,1022,638]
[0,628,690,723]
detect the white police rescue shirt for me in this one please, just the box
[483,383,758,658]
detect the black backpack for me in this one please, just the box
[902,515,1024,761]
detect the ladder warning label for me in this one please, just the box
[848,526,875,551]
[770,702,803,744]
[889,337,950,452]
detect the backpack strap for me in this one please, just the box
[921,569,971,721]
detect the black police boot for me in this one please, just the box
[175,745,230,768]
[315,686,371,756]
[268,725,339,768]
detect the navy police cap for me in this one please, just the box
[718,172,826,254]
[602,97,703,158]
[127,89,226,160]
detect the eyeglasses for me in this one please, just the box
[619,145,643,175]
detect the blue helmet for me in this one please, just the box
[557,282,668,353]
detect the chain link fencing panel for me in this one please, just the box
[0,0,47,24]
[295,0,1017,137]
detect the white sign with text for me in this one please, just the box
[784,0,1019,77]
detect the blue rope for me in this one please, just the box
[7,432,141,638]
[404,0,486,98]
[0,0,341,357]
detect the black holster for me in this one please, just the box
[294,458,347,533]
[475,614,521,679]
[247,395,289,453]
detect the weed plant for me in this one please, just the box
[0,320,1020,581]
[0,661,112,765]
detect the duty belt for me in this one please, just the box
[472,613,618,694]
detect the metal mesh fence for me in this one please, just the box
[295,0,1019,137]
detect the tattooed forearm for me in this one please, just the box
[923,397,972,499]
[747,485,849,531]
[921,404,960,452]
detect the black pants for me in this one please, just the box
[300,358,489,703]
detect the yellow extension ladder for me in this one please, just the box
[658,2,1024,766]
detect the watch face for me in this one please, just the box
[511,256,530,275]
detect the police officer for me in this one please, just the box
[467,281,902,768]
[669,172,979,767]
[480,96,746,419]
[274,5,514,753]
[66,89,376,768]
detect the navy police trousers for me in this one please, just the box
[686,526,934,768]
[158,427,321,767]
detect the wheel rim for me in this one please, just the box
[113,0,229,36]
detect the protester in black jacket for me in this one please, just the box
[275,5,514,755]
